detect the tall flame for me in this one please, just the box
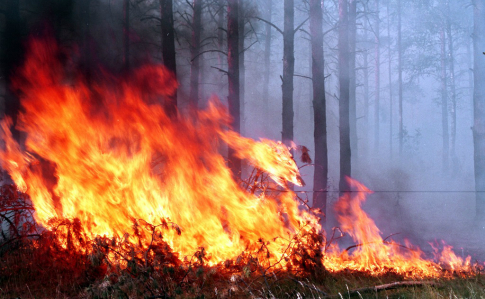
[0,37,317,264]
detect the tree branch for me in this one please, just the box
[252,16,283,35]
[211,66,228,74]
[192,49,227,62]
[294,17,310,34]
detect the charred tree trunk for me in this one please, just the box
[473,0,485,217]
[3,0,23,142]
[349,0,357,166]
[374,0,380,152]
[310,0,328,226]
[339,0,351,192]
[263,0,272,133]
[123,0,130,72]
[227,0,241,177]
[282,0,295,145]
[446,0,457,171]
[160,0,178,115]
[189,0,202,107]
[440,28,449,171]
[398,0,403,156]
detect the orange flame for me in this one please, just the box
[0,37,477,276]
[0,37,317,265]
[323,177,473,277]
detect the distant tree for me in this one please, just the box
[386,0,393,157]
[160,0,178,115]
[3,0,23,142]
[227,0,241,176]
[374,0,380,152]
[440,21,449,170]
[349,0,357,166]
[123,0,130,72]
[446,0,457,171]
[473,0,485,217]
[309,0,328,226]
[282,0,295,146]
[73,0,92,82]
[262,0,272,134]
[189,0,203,107]
[339,0,351,192]
[397,0,403,155]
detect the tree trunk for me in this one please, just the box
[3,0,22,144]
[282,0,294,145]
[339,0,351,192]
[363,16,370,158]
[349,0,357,166]
[160,0,178,116]
[398,0,403,156]
[123,0,130,72]
[227,0,241,177]
[263,0,272,135]
[310,0,328,226]
[387,0,393,158]
[238,0,245,134]
[81,0,92,85]
[374,0,380,152]
[217,0,225,65]
[189,0,202,107]
[473,0,485,217]
[446,0,457,171]
[440,28,449,171]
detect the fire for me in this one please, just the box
[323,177,473,277]
[0,37,477,277]
[0,37,318,265]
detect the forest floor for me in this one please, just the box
[0,236,484,299]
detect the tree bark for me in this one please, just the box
[440,27,449,171]
[238,0,245,134]
[263,0,272,134]
[398,0,403,156]
[82,0,92,83]
[123,0,130,72]
[189,0,202,107]
[387,0,393,158]
[3,0,23,142]
[374,0,380,152]
[227,0,241,177]
[339,0,351,192]
[363,15,370,158]
[349,0,357,166]
[160,0,178,116]
[473,0,485,217]
[310,0,328,226]
[282,0,295,145]
[446,0,457,171]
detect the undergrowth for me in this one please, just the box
[1,175,484,299]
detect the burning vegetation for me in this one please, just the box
[0,37,482,298]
